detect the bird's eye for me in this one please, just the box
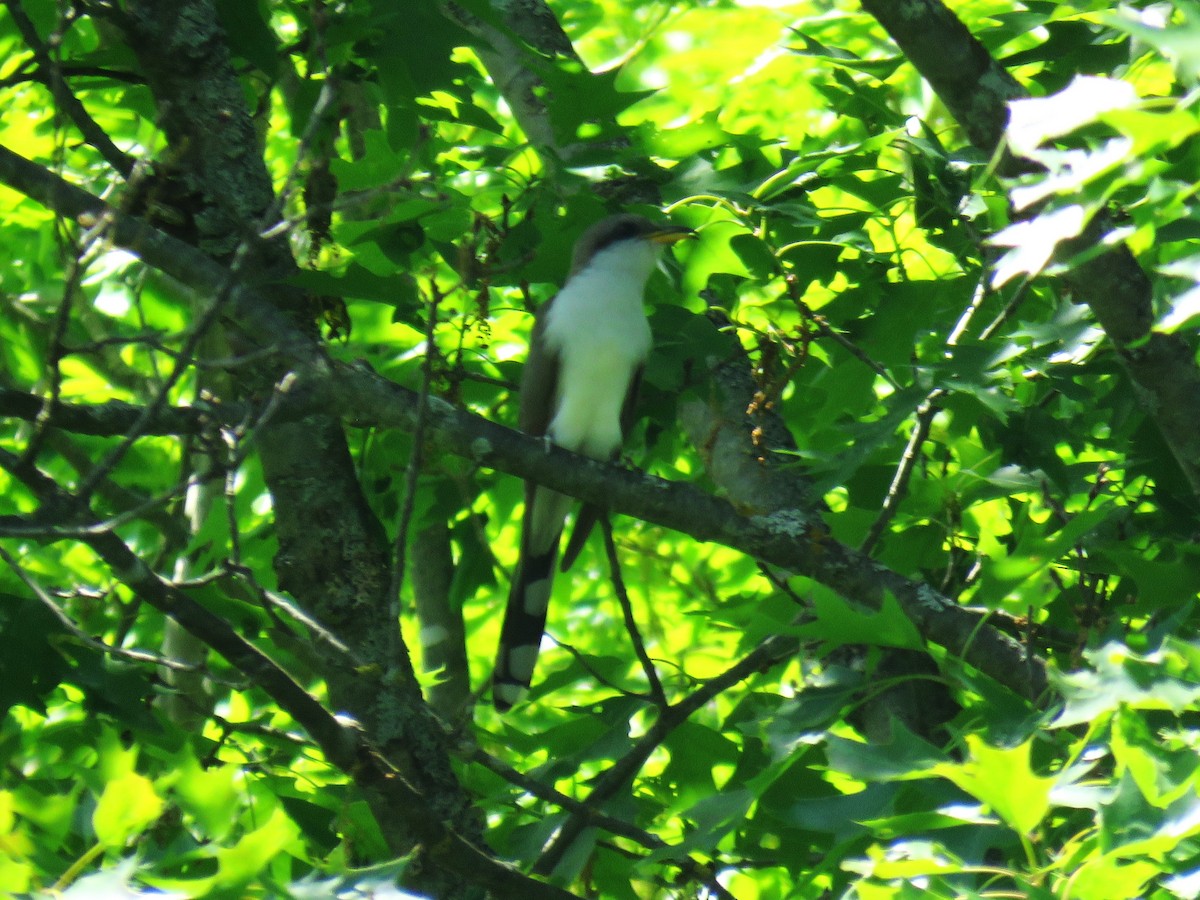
[612,221,642,242]
[593,219,645,252]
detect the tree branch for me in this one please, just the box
[0,385,215,437]
[2,0,476,848]
[329,370,1048,700]
[471,744,735,897]
[438,0,581,169]
[601,517,667,708]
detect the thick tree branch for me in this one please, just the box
[440,0,662,197]
[859,0,1024,158]
[328,372,1047,701]
[122,0,285,263]
[861,0,1200,501]
[439,0,581,168]
[8,0,478,858]
[0,387,212,436]
[678,318,962,747]
[411,521,471,720]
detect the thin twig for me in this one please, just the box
[389,283,442,661]
[18,222,99,468]
[3,0,135,176]
[73,266,232,505]
[243,573,364,668]
[64,330,308,370]
[860,394,940,555]
[0,447,580,900]
[978,275,1033,342]
[601,517,667,708]
[470,745,737,898]
[548,635,652,702]
[221,428,242,565]
[782,274,902,390]
[756,561,812,609]
[469,747,666,848]
[0,545,200,672]
[0,386,216,437]
[534,630,798,876]
[860,271,1003,554]
[0,64,146,88]
[0,470,203,539]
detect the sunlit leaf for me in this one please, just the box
[1006,75,1138,157]
[934,735,1054,835]
[93,771,164,848]
[990,204,1088,286]
[215,807,301,889]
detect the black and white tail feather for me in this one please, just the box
[492,486,569,711]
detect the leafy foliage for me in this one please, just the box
[2,0,1200,897]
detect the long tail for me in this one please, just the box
[493,486,571,711]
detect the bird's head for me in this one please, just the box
[569,213,696,277]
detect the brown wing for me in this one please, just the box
[494,302,565,711]
[619,363,645,437]
[517,311,559,437]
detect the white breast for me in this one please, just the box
[542,241,657,459]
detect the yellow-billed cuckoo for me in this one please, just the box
[493,213,695,711]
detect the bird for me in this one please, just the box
[492,213,695,711]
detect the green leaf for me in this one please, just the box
[541,61,646,150]
[1065,855,1160,900]
[1009,138,1133,211]
[93,771,164,848]
[796,586,923,650]
[0,593,70,716]
[215,806,300,889]
[934,735,1054,835]
[824,726,945,781]
[213,0,279,76]
[1111,707,1198,808]
[173,755,240,841]
[292,266,420,311]
[1006,75,1138,158]
[1055,644,1200,727]
[729,233,779,279]
[990,204,1088,287]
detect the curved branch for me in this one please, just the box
[534,632,799,876]
[439,0,574,167]
[439,0,644,178]
[0,136,475,862]
[859,0,1025,158]
[329,371,1048,702]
